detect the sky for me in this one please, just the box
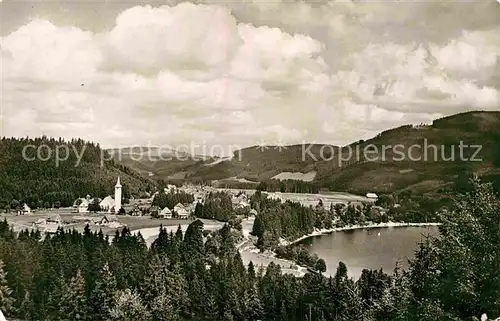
[0,0,499,154]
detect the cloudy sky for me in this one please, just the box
[1,0,499,154]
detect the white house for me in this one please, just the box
[268,193,284,202]
[174,203,189,219]
[34,218,47,225]
[99,196,115,212]
[165,184,177,193]
[20,203,31,215]
[236,200,250,209]
[88,217,103,225]
[159,207,172,219]
[173,203,183,212]
[78,199,89,213]
[194,192,204,204]
[366,193,378,199]
[47,214,61,225]
[237,193,248,201]
[100,215,123,228]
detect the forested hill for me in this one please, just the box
[112,111,500,194]
[0,137,156,208]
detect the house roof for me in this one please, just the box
[44,224,59,233]
[47,214,61,222]
[238,201,250,207]
[122,205,137,212]
[104,215,118,222]
[100,196,115,207]
[73,198,87,207]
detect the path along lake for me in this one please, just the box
[300,226,439,279]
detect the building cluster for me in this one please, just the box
[72,178,124,214]
[20,179,261,235]
[32,214,62,233]
[154,203,190,219]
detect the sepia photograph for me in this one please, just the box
[0,0,499,320]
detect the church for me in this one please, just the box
[97,177,123,213]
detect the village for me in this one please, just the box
[3,178,261,236]
[3,176,378,238]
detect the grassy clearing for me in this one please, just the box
[0,208,198,236]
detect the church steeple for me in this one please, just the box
[114,177,122,213]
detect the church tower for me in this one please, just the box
[114,177,122,213]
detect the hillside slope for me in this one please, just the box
[113,111,500,193]
[0,137,157,208]
[315,111,500,193]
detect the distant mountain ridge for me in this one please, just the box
[112,111,500,194]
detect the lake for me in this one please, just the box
[300,226,439,279]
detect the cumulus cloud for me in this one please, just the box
[1,1,499,153]
[102,3,241,76]
[2,19,100,82]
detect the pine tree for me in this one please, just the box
[47,271,66,320]
[149,293,177,321]
[183,219,204,260]
[406,179,500,320]
[247,261,256,284]
[141,256,187,320]
[374,262,411,321]
[315,258,327,273]
[251,215,264,238]
[0,261,14,316]
[60,270,87,321]
[19,291,34,321]
[278,301,287,321]
[175,225,183,242]
[201,290,218,321]
[110,289,150,321]
[244,285,263,321]
[89,263,117,321]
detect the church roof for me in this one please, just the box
[104,215,118,222]
[100,196,115,207]
[160,207,172,214]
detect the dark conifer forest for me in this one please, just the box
[0,179,498,320]
[0,137,156,210]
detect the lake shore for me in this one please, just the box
[130,219,440,278]
[285,222,442,246]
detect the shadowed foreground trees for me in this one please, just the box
[0,179,498,320]
[404,178,500,320]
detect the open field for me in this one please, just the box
[265,191,374,208]
[0,209,202,236]
[271,171,317,182]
